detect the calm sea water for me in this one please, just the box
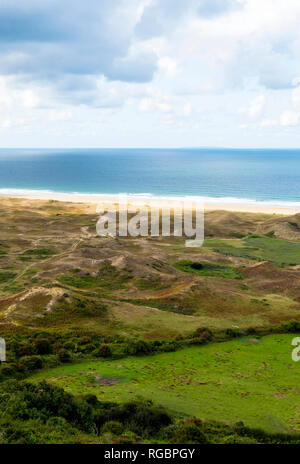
[0,148,300,207]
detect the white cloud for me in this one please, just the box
[158,56,180,77]
[138,96,172,113]
[139,97,155,112]
[17,89,40,108]
[183,102,193,117]
[260,119,277,127]
[156,101,172,113]
[247,95,265,118]
[49,110,73,122]
[280,110,299,126]
[292,85,300,108]
[3,0,300,146]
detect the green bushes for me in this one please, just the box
[172,422,208,444]
[234,422,300,444]
[101,420,124,435]
[190,327,214,345]
[94,399,172,437]
[162,418,208,444]
[17,356,43,372]
[57,349,72,363]
[126,340,153,356]
[0,380,94,433]
[226,328,244,338]
[34,338,53,355]
[97,344,112,358]
[280,320,300,332]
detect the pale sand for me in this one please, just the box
[1,191,300,215]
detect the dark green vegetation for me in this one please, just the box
[2,378,300,444]
[1,198,300,443]
[173,260,243,279]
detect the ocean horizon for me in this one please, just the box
[1,147,300,208]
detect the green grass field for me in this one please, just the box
[30,334,300,433]
[203,235,300,266]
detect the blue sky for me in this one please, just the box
[1,0,300,148]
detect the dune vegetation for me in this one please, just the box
[0,197,300,443]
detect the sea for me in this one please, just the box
[0,148,300,208]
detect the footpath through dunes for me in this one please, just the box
[29,334,300,434]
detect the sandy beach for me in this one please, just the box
[1,191,299,215]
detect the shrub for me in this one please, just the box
[194,327,213,339]
[95,400,172,437]
[17,356,43,372]
[5,381,95,433]
[101,421,124,436]
[82,394,99,407]
[97,344,112,358]
[158,341,180,352]
[113,432,139,444]
[226,328,243,338]
[34,338,52,355]
[281,320,300,333]
[57,349,71,363]
[0,364,17,377]
[16,344,33,357]
[126,340,153,356]
[246,327,258,335]
[63,341,76,351]
[172,422,208,444]
[53,343,64,353]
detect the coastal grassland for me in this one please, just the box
[203,235,300,266]
[1,199,300,443]
[29,334,300,434]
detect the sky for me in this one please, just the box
[1,0,300,148]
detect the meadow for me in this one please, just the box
[30,334,300,434]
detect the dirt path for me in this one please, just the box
[7,238,83,286]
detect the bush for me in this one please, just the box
[158,341,180,352]
[95,400,172,437]
[113,431,139,444]
[34,338,52,355]
[0,364,17,377]
[172,422,208,444]
[17,356,43,372]
[82,394,99,408]
[193,327,213,341]
[126,340,153,356]
[246,327,258,335]
[226,328,243,338]
[57,349,71,363]
[64,341,76,351]
[101,421,124,436]
[97,344,112,358]
[281,320,300,333]
[16,344,33,357]
[1,381,95,433]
